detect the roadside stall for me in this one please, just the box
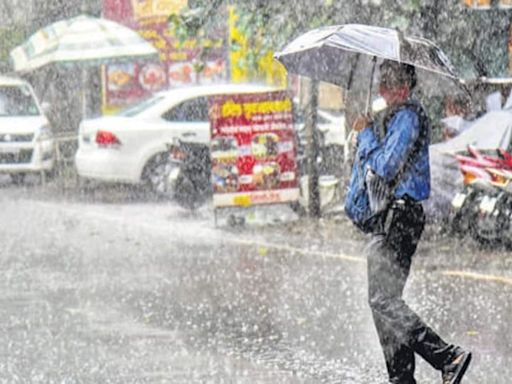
[207,90,300,225]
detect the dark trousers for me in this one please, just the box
[366,201,457,384]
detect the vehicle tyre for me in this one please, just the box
[10,173,25,185]
[42,166,57,183]
[470,195,509,247]
[449,189,479,237]
[141,152,172,198]
[469,218,499,247]
[173,173,207,210]
[289,201,307,217]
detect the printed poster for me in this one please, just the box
[102,0,226,113]
[209,91,299,208]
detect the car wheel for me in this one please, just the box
[142,152,172,197]
[10,173,25,185]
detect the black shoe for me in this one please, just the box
[441,348,472,384]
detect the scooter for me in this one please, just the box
[450,162,495,236]
[450,146,512,245]
[469,167,512,246]
[166,139,211,210]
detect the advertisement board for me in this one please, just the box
[102,0,226,112]
[463,0,512,8]
[209,91,299,208]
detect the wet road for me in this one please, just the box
[0,180,511,383]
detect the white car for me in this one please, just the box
[75,84,346,192]
[0,76,54,183]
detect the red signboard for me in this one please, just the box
[209,91,299,208]
[102,0,226,111]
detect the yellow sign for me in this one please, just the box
[228,5,287,87]
[234,195,252,207]
[221,99,292,119]
[131,0,187,20]
[462,0,512,7]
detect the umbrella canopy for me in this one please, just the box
[274,24,459,87]
[10,15,158,72]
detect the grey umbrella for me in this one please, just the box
[274,24,459,84]
[274,24,463,113]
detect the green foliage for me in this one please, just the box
[171,0,511,78]
[0,26,27,65]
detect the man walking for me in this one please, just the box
[350,60,472,384]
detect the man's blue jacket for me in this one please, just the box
[355,102,431,202]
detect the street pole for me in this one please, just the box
[306,79,320,218]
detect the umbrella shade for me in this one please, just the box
[274,24,459,87]
[10,15,158,72]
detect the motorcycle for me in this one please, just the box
[451,146,512,246]
[470,167,512,246]
[166,139,211,210]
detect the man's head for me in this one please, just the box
[378,60,417,106]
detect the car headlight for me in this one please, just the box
[36,125,52,142]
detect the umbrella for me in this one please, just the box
[274,24,458,84]
[10,15,158,118]
[10,15,157,72]
[274,24,462,112]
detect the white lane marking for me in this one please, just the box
[231,238,366,263]
[442,270,512,286]
[28,200,512,286]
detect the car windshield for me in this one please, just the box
[0,85,40,116]
[118,96,164,117]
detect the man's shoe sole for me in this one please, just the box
[449,352,472,384]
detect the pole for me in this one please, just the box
[81,67,87,119]
[365,56,377,116]
[306,79,320,218]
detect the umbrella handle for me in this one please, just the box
[365,56,377,117]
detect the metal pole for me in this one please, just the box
[81,67,87,119]
[365,56,377,116]
[306,79,320,218]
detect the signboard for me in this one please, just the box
[131,0,187,20]
[463,0,512,8]
[102,0,226,112]
[209,91,299,208]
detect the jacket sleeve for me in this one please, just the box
[367,109,420,182]
[356,126,380,160]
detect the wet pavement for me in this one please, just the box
[0,178,511,383]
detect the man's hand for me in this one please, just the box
[352,114,372,132]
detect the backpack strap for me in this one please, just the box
[378,99,430,192]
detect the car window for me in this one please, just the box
[162,97,209,122]
[0,85,40,116]
[119,96,164,117]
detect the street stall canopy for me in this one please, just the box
[10,15,158,72]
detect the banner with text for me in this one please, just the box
[102,0,226,112]
[209,91,299,208]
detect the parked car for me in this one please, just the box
[75,84,346,194]
[0,75,54,183]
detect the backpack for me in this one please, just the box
[344,100,428,234]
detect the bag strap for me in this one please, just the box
[353,99,429,192]
[380,100,429,192]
